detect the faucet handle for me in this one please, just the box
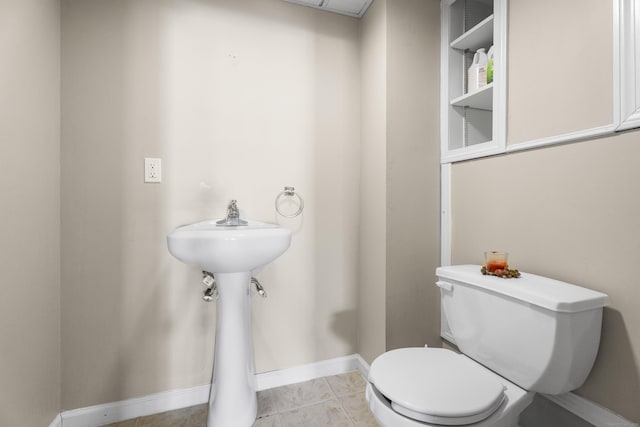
[216,199,248,226]
[227,200,240,217]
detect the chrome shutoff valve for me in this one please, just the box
[202,271,218,302]
[202,272,215,288]
[252,277,267,298]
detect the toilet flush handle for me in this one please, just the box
[436,281,454,292]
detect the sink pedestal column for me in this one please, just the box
[208,272,257,427]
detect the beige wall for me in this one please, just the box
[451,1,640,419]
[357,0,442,363]
[61,0,361,409]
[0,0,61,425]
[385,0,441,350]
[358,0,387,364]
[508,0,613,145]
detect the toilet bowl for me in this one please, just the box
[366,347,533,427]
[366,265,609,427]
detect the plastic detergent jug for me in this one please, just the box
[487,45,495,84]
[467,48,488,93]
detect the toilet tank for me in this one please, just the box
[436,265,609,395]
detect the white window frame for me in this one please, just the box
[619,0,640,130]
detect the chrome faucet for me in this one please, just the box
[216,200,248,226]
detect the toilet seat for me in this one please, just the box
[369,347,506,425]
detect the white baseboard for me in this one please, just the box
[543,392,638,427]
[256,353,370,391]
[58,353,369,427]
[60,384,211,427]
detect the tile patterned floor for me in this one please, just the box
[104,371,379,427]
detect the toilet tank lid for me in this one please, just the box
[436,265,610,313]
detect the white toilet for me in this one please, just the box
[366,264,609,427]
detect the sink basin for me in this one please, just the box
[167,220,291,273]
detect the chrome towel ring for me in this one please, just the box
[275,186,304,218]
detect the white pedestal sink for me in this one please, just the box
[167,220,291,427]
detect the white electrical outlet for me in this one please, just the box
[144,158,162,183]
